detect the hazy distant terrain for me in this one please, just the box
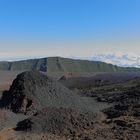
[0,71,22,92]
[1,70,140,92]
[0,57,140,72]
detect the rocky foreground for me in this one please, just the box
[64,76,140,140]
[0,71,139,140]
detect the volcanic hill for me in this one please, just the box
[1,71,108,114]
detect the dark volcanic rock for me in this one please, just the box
[15,107,96,137]
[1,71,87,113]
[65,77,140,139]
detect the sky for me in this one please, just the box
[0,0,140,62]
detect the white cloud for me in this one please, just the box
[82,52,140,68]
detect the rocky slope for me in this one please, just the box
[65,77,140,140]
[0,72,81,114]
[0,71,108,114]
[0,71,140,139]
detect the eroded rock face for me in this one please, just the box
[2,71,50,113]
[20,98,35,115]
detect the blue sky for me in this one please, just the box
[0,0,140,40]
[0,0,140,60]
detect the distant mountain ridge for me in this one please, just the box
[0,57,140,72]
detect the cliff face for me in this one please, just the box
[0,57,140,72]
